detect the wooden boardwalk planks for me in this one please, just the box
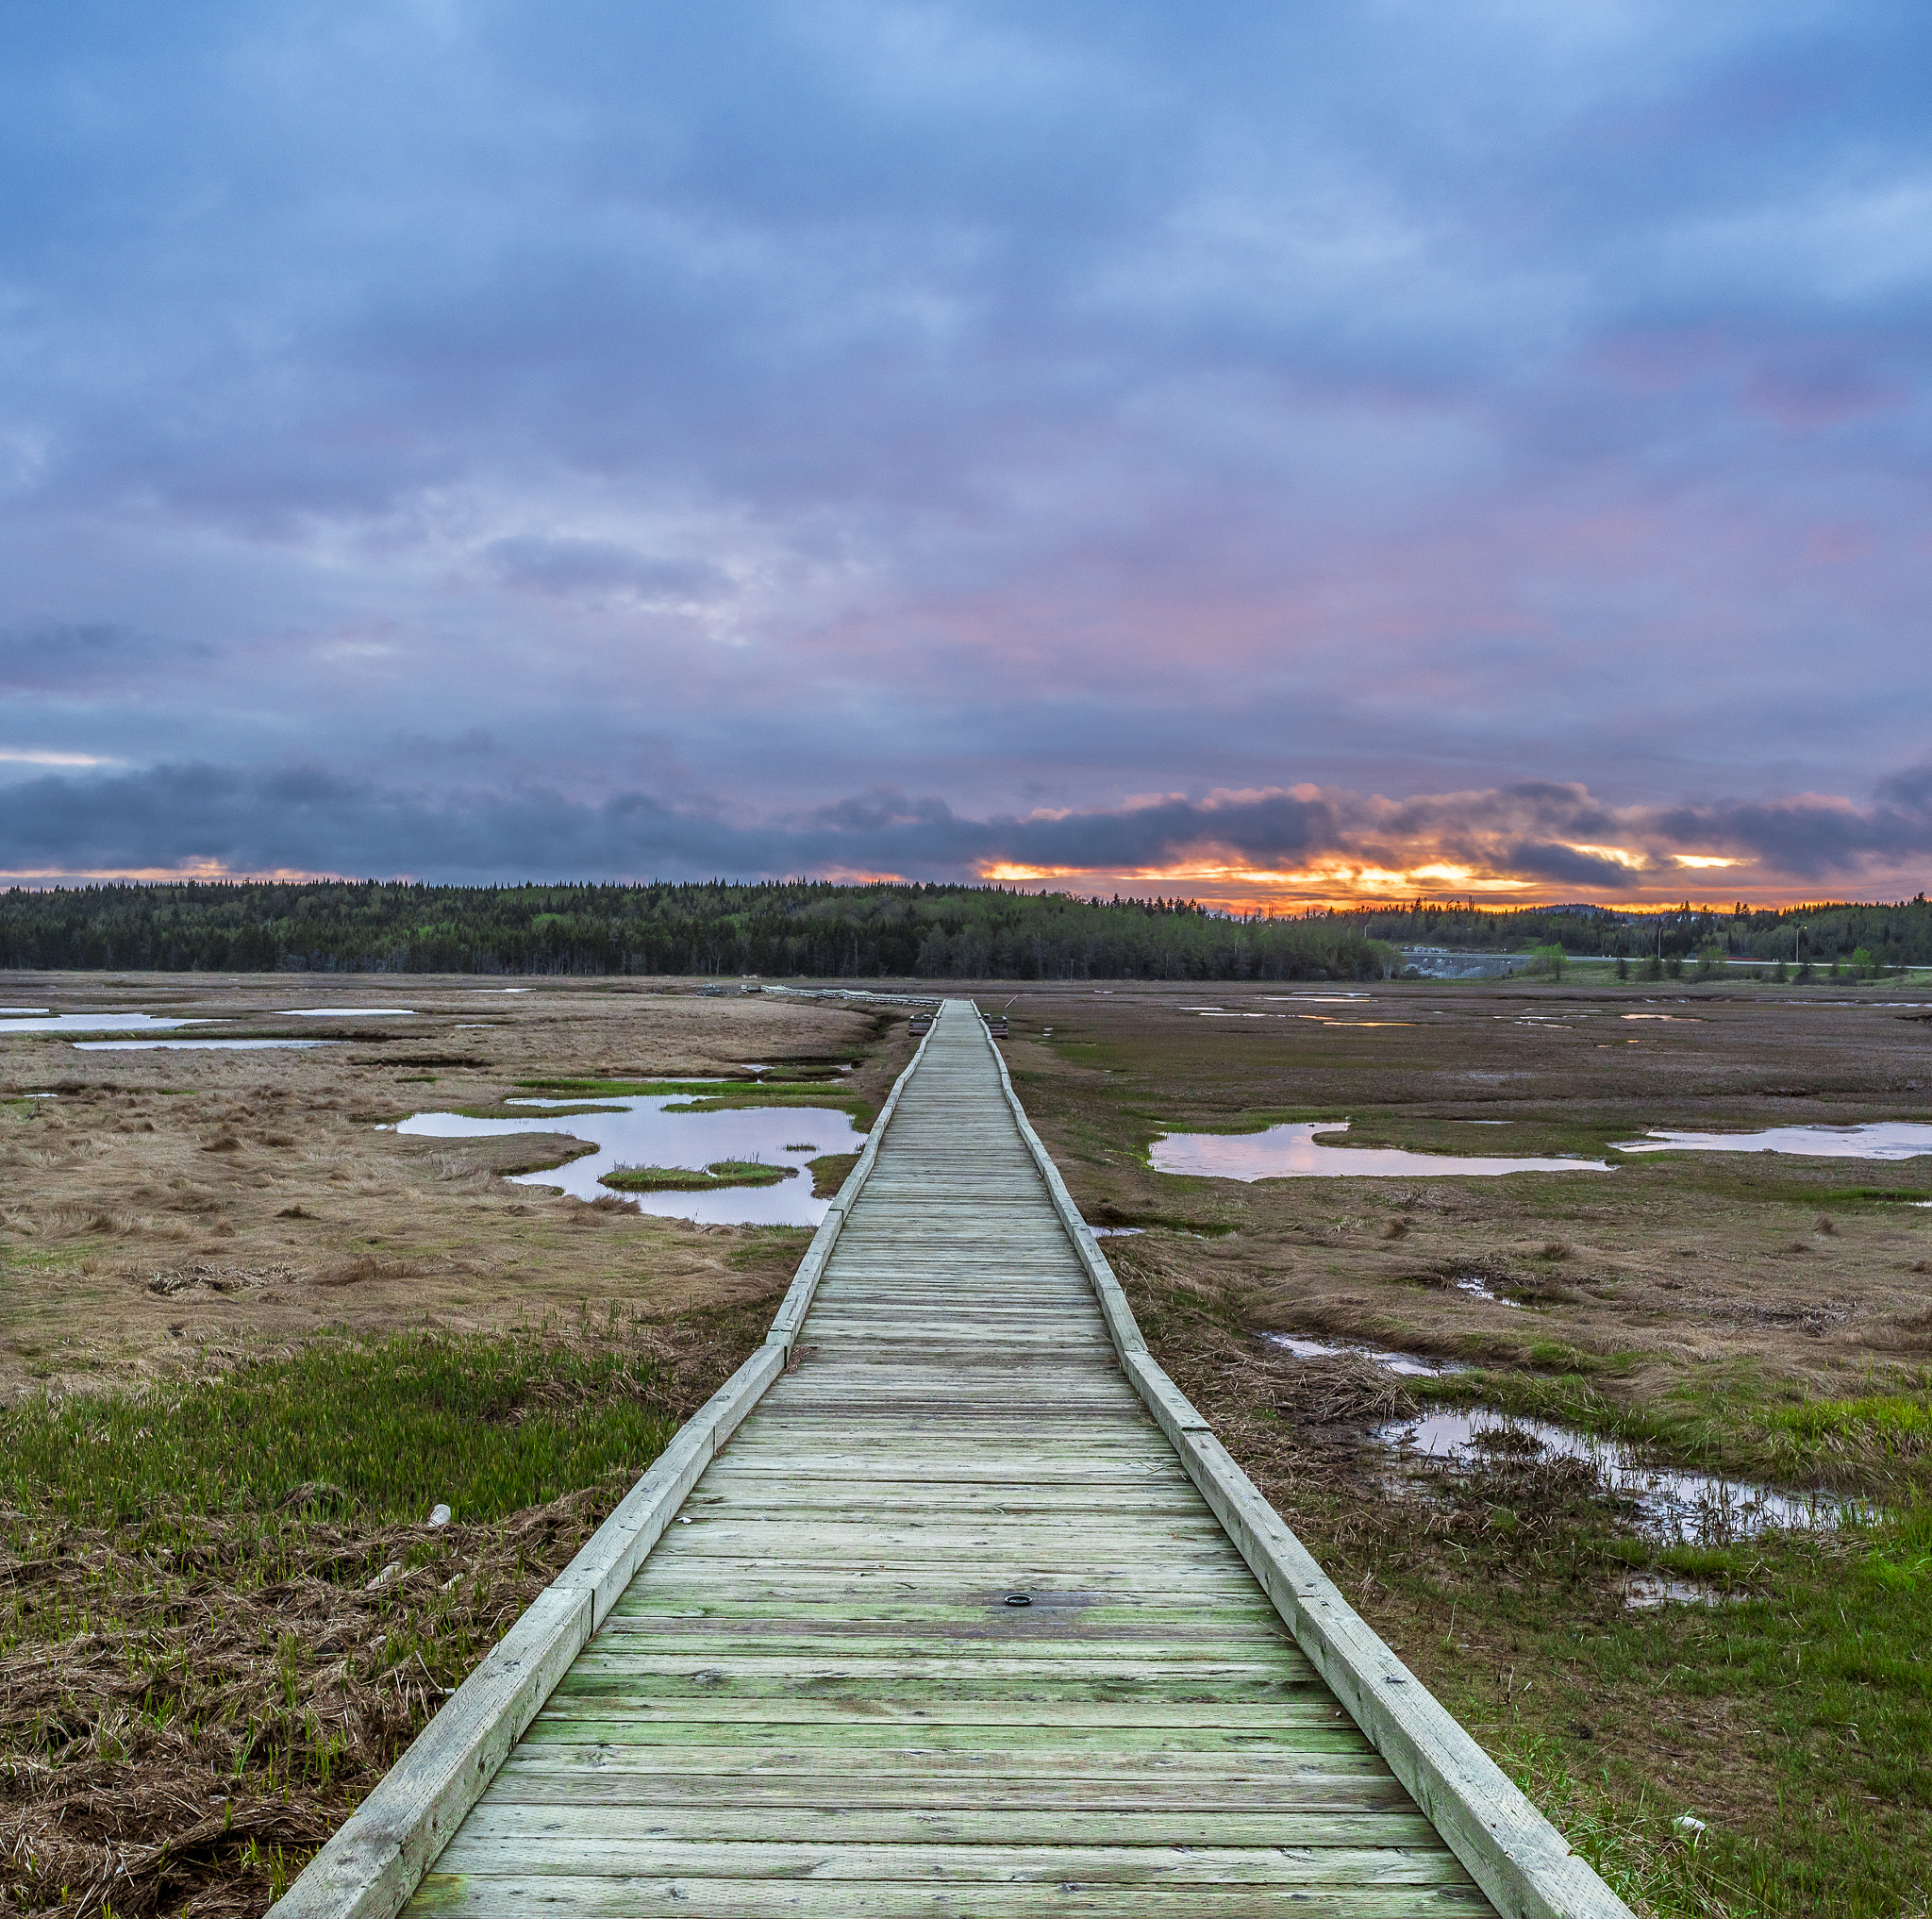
[404,1000,1498,1917]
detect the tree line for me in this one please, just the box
[1334,897,1932,967]
[0,880,1398,981]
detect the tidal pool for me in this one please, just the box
[1378,1410,1865,1543]
[0,1011,206,1035]
[389,1093,867,1226]
[1614,1121,1932,1160]
[1151,1120,1611,1180]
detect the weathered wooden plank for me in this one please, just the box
[535,1676,1328,1706]
[575,1647,1304,1675]
[677,1489,1218,1517]
[516,1722,1376,1755]
[617,1560,1267,1589]
[453,1806,1445,1846]
[430,1838,1478,1885]
[531,1697,1339,1727]
[605,1597,1286,1624]
[407,1876,1493,1916]
[505,1735,1385,1768]
[481,1767,1410,1808]
[588,1621,1302,1648]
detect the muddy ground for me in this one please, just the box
[0,976,915,1401]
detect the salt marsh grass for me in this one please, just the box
[0,1309,774,1917]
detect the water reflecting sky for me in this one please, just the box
[1152,1121,1609,1181]
[391,1093,867,1226]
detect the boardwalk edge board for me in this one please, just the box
[976,1003,1636,1919]
[275,1016,940,1919]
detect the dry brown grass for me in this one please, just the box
[0,976,913,1403]
[996,979,1932,1411]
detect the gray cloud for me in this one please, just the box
[0,623,211,693]
[0,7,1928,857]
[5,762,1928,897]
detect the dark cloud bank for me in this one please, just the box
[5,762,1930,899]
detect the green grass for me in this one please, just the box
[1555,1514,1932,1912]
[665,1086,875,1126]
[0,1324,729,1912]
[0,1329,685,1531]
[1764,1393,1932,1448]
[600,1159,796,1193]
[510,1076,878,1127]
[806,1151,860,1197]
[1304,1440,1932,1913]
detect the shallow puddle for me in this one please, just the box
[1618,1573,1728,1610]
[0,1011,206,1034]
[1454,1275,1524,1307]
[1615,1121,1932,1160]
[1152,1120,1612,1180]
[1266,1332,1464,1377]
[388,1093,867,1226]
[281,1007,418,1017]
[1376,1409,1865,1542]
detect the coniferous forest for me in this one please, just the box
[3,880,1929,978]
[0,880,1395,979]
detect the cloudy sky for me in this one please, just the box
[2,3,1928,907]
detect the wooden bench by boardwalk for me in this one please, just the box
[282,1001,1632,1919]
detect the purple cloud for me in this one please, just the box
[0,5,1925,899]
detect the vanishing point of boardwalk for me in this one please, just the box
[288,999,1631,1918]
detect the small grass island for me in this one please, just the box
[599,1159,796,1193]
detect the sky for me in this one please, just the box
[1,2,1928,909]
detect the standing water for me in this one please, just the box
[1152,1120,1611,1180]
[389,1093,867,1226]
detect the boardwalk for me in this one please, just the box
[404,1000,1495,1916]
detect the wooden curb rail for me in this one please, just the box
[975,1003,1634,1919]
[274,1017,941,1919]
